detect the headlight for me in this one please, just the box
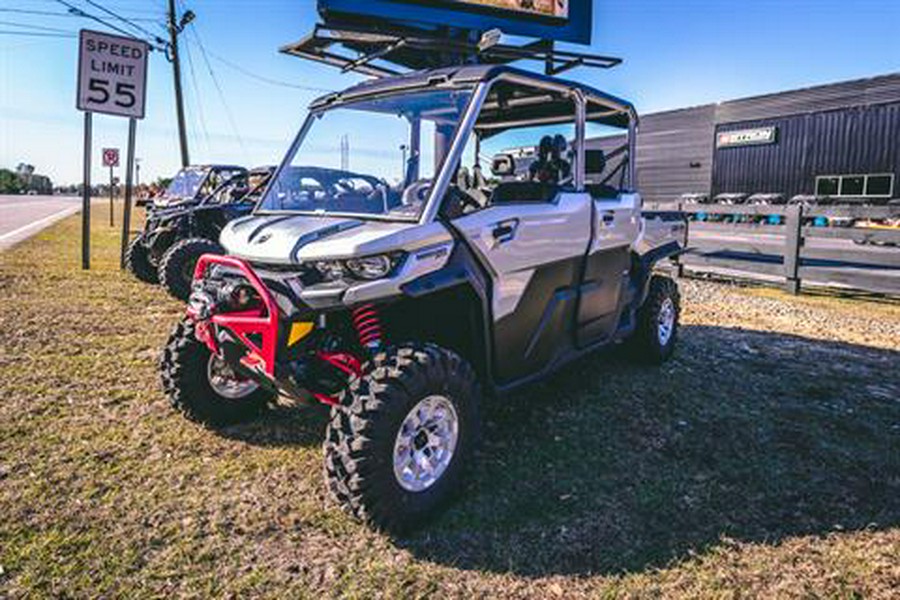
[314,260,346,282]
[313,253,404,282]
[345,255,394,280]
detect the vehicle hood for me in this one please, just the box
[220,214,451,265]
[151,195,197,209]
[146,203,195,222]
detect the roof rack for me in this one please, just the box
[280,22,622,79]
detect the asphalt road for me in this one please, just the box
[0,194,81,251]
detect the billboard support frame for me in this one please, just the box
[281,23,621,79]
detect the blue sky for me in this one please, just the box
[1,0,899,185]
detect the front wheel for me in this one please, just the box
[124,237,158,284]
[160,318,273,427]
[626,275,681,364]
[324,344,481,532]
[159,238,224,301]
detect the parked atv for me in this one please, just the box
[126,166,274,300]
[160,66,687,532]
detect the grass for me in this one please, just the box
[1,205,899,598]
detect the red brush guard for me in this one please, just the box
[188,254,280,379]
[187,254,368,405]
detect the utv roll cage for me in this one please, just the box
[264,64,639,225]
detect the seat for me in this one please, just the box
[491,181,559,204]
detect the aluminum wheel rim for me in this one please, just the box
[657,297,676,346]
[207,354,259,399]
[393,395,460,493]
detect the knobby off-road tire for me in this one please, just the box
[324,344,482,533]
[160,317,273,427]
[627,275,681,364]
[124,237,158,284]
[159,238,224,302]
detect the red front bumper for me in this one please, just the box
[188,254,280,379]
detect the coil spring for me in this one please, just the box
[351,303,383,349]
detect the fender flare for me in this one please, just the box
[635,240,683,304]
[400,239,496,389]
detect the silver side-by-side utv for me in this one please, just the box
[160,65,687,531]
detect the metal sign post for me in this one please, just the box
[121,120,137,269]
[81,112,93,270]
[76,29,148,269]
[102,148,120,227]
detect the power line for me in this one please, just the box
[0,30,75,38]
[0,20,74,34]
[186,21,248,160]
[51,0,163,49]
[0,8,161,22]
[80,0,165,43]
[202,49,335,93]
[180,27,212,153]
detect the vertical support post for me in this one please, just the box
[784,203,803,294]
[121,118,137,269]
[574,91,585,191]
[81,111,93,270]
[109,165,114,227]
[674,200,687,278]
[408,117,421,183]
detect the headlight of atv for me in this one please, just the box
[345,254,395,280]
[314,260,346,282]
[313,253,404,282]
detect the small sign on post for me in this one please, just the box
[103,147,120,227]
[76,29,149,270]
[102,148,120,168]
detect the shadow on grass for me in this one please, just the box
[396,324,900,577]
[217,403,329,448]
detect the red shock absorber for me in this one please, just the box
[351,303,383,349]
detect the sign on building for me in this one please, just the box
[102,147,120,167]
[717,126,778,148]
[77,29,149,119]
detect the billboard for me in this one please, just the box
[318,0,591,45]
[440,0,568,20]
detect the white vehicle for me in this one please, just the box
[160,65,687,531]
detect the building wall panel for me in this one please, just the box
[712,102,900,198]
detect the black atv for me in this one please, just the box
[125,165,274,300]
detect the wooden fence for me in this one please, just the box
[645,202,900,296]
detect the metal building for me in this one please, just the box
[588,72,900,204]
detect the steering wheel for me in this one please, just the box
[439,186,482,219]
[458,190,483,213]
[401,179,432,207]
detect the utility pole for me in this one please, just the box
[167,0,190,167]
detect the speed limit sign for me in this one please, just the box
[77,29,148,119]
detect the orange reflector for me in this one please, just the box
[288,322,314,346]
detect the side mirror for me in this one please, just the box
[490,153,516,177]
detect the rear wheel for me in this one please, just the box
[159,238,223,301]
[160,317,273,427]
[124,237,158,284]
[324,344,481,532]
[627,275,680,364]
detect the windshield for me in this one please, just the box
[259,88,473,220]
[166,167,208,199]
